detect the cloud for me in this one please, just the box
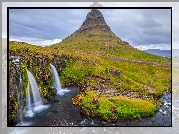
[9,36,62,46]
[8,8,171,48]
[101,9,171,46]
[9,9,90,40]
[135,43,171,50]
[2,2,178,50]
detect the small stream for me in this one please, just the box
[16,87,171,126]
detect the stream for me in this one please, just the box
[16,86,171,126]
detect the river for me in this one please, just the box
[16,86,171,126]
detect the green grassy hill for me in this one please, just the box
[8,8,171,123]
[9,40,171,122]
[49,9,169,64]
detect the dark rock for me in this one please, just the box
[49,86,57,96]
[92,98,98,104]
[96,104,100,109]
[106,68,121,77]
[42,98,48,104]
[53,98,60,102]
[50,110,60,113]
[9,65,19,122]
[72,9,111,35]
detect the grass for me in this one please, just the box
[9,40,171,121]
[50,31,169,64]
[72,90,157,121]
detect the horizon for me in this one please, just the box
[6,38,173,50]
[6,8,171,50]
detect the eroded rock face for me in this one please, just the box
[9,65,18,123]
[77,9,110,34]
[9,66,18,100]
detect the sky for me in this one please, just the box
[2,2,178,50]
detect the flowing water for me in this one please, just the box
[50,63,69,95]
[17,87,171,126]
[26,70,43,107]
[24,84,34,118]
[17,70,49,126]
[10,57,172,127]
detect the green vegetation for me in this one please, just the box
[50,30,169,64]
[72,90,157,121]
[9,40,171,121]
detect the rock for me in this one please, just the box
[53,98,60,102]
[106,68,121,77]
[49,86,57,96]
[50,110,60,113]
[96,104,100,109]
[9,65,19,122]
[42,98,49,104]
[73,9,111,35]
[92,98,98,104]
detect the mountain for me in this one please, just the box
[9,9,171,123]
[50,9,168,63]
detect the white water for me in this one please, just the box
[26,70,43,106]
[17,91,23,123]
[24,69,49,118]
[50,64,69,95]
[24,84,34,117]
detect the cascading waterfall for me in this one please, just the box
[50,63,69,95]
[24,69,49,117]
[50,64,62,91]
[24,83,34,117]
[26,69,43,107]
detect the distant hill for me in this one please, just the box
[144,49,171,58]
[49,9,168,63]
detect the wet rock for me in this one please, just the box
[108,114,117,122]
[50,110,60,113]
[53,98,60,102]
[47,94,53,102]
[49,86,57,96]
[80,106,92,116]
[42,98,49,104]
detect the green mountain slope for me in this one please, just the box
[49,9,169,64]
[9,9,171,123]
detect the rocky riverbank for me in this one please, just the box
[10,86,171,126]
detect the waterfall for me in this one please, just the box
[24,83,34,117]
[50,63,69,95]
[26,69,43,107]
[50,64,62,91]
[24,69,49,117]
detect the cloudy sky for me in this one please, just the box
[2,2,178,50]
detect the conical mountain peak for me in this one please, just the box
[77,9,111,34]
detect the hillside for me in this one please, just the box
[9,9,171,123]
[9,40,170,122]
[50,9,169,64]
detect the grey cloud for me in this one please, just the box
[8,8,171,48]
[9,9,91,40]
[100,9,171,46]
